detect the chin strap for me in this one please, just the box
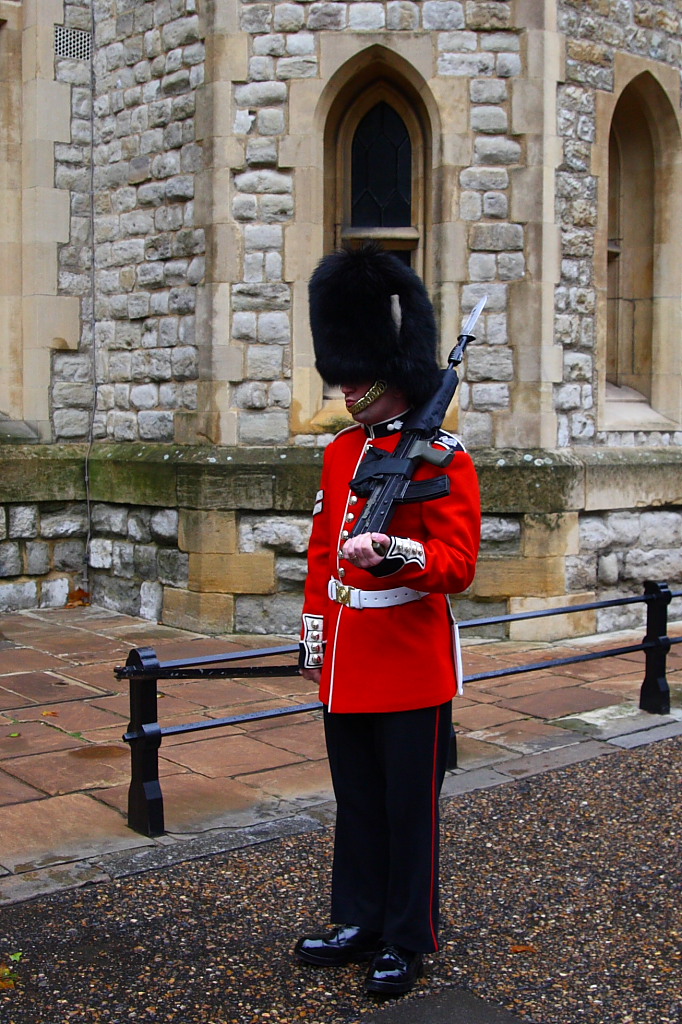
[348,379,388,414]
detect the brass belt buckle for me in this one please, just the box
[334,581,352,606]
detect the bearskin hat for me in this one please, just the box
[308,244,441,408]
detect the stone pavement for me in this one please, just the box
[1,604,681,909]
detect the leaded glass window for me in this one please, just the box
[351,102,412,229]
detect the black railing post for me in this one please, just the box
[639,581,672,715]
[447,726,458,770]
[124,646,165,836]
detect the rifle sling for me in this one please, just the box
[350,456,414,493]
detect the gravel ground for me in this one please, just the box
[1,738,680,1024]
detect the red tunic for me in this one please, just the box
[301,421,481,713]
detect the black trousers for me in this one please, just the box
[323,700,452,953]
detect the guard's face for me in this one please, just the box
[340,382,409,426]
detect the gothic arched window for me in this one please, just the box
[330,81,427,272]
[601,70,682,429]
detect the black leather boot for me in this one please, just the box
[365,943,424,995]
[295,925,382,966]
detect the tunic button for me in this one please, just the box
[345,512,354,523]
[311,632,320,640]
[338,568,346,578]
[312,655,322,665]
[349,495,358,505]
[341,530,349,539]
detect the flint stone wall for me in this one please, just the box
[47,0,682,452]
[52,0,203,443]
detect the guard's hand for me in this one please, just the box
[300,667,322,684]
[342,532,390,569]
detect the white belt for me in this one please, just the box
[328,577,428,610]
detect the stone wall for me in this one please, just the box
[1,445,680,638]
[42,0,682,452]
[52,0,204,444]
[555,0,682,448]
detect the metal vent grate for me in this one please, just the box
[54,25,92,61]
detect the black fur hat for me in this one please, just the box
[308,244,441,408]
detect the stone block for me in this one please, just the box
[0,542,22,577]
[508,592,598,642]
[473,555,565,598]
[0,580,38,612]
[53,539,86,571]
[25,540,50,575]
[89,537,114,568]
[188,551,276,594]
[88,448,177,506]
[40,506,88,539]
[8,505,39,538]
[150,508,179,542]
[157,549,189,587]
[522,512,579,558]
[162,586,235,634]
[0,449,87,504]
[140,580,163,620]
[581,449,682,513]
[40,576,70,608]
[91,574,141,616]
[234,593,303,634]
[179,509,238,554]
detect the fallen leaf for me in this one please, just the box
[510,944,539,954]
[42,711,59,717]
[8,733,21,739]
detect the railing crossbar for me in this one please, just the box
[464,640,647,684]
[125,700,322,743]
[121,580,678,836]
[115,643,298,679]
[458,591,661,630]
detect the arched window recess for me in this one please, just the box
[331,80,428,274]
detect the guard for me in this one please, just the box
[295,245,481,996]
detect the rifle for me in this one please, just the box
[348,296,486,542]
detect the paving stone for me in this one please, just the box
[0,861,110,906]
[3,744,131,794]
[608,720,682,748]
[0,688,36,711]
[9,701,125,732]
[58,662,129,688]
[496,739,617,780]
[475,672,582,699]
[0,793,152,873]
[0,672,106,707]
[159,732,305,777]
[454,735,517,770]
[0,720,84,760]
[465,719,583,755]
[248,719,327,760]
[98,773,288,834]
[452,703,525,731]
[239,758,334,805]
[494,685,617,719]
[158,678,278,708]
[441,766,514,798]
[0,769,45,806]
[0,649,67,673]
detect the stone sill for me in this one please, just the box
[0,443,681,514]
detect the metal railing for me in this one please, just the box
[116,580,681,836]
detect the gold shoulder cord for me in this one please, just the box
[348,380,388,414]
